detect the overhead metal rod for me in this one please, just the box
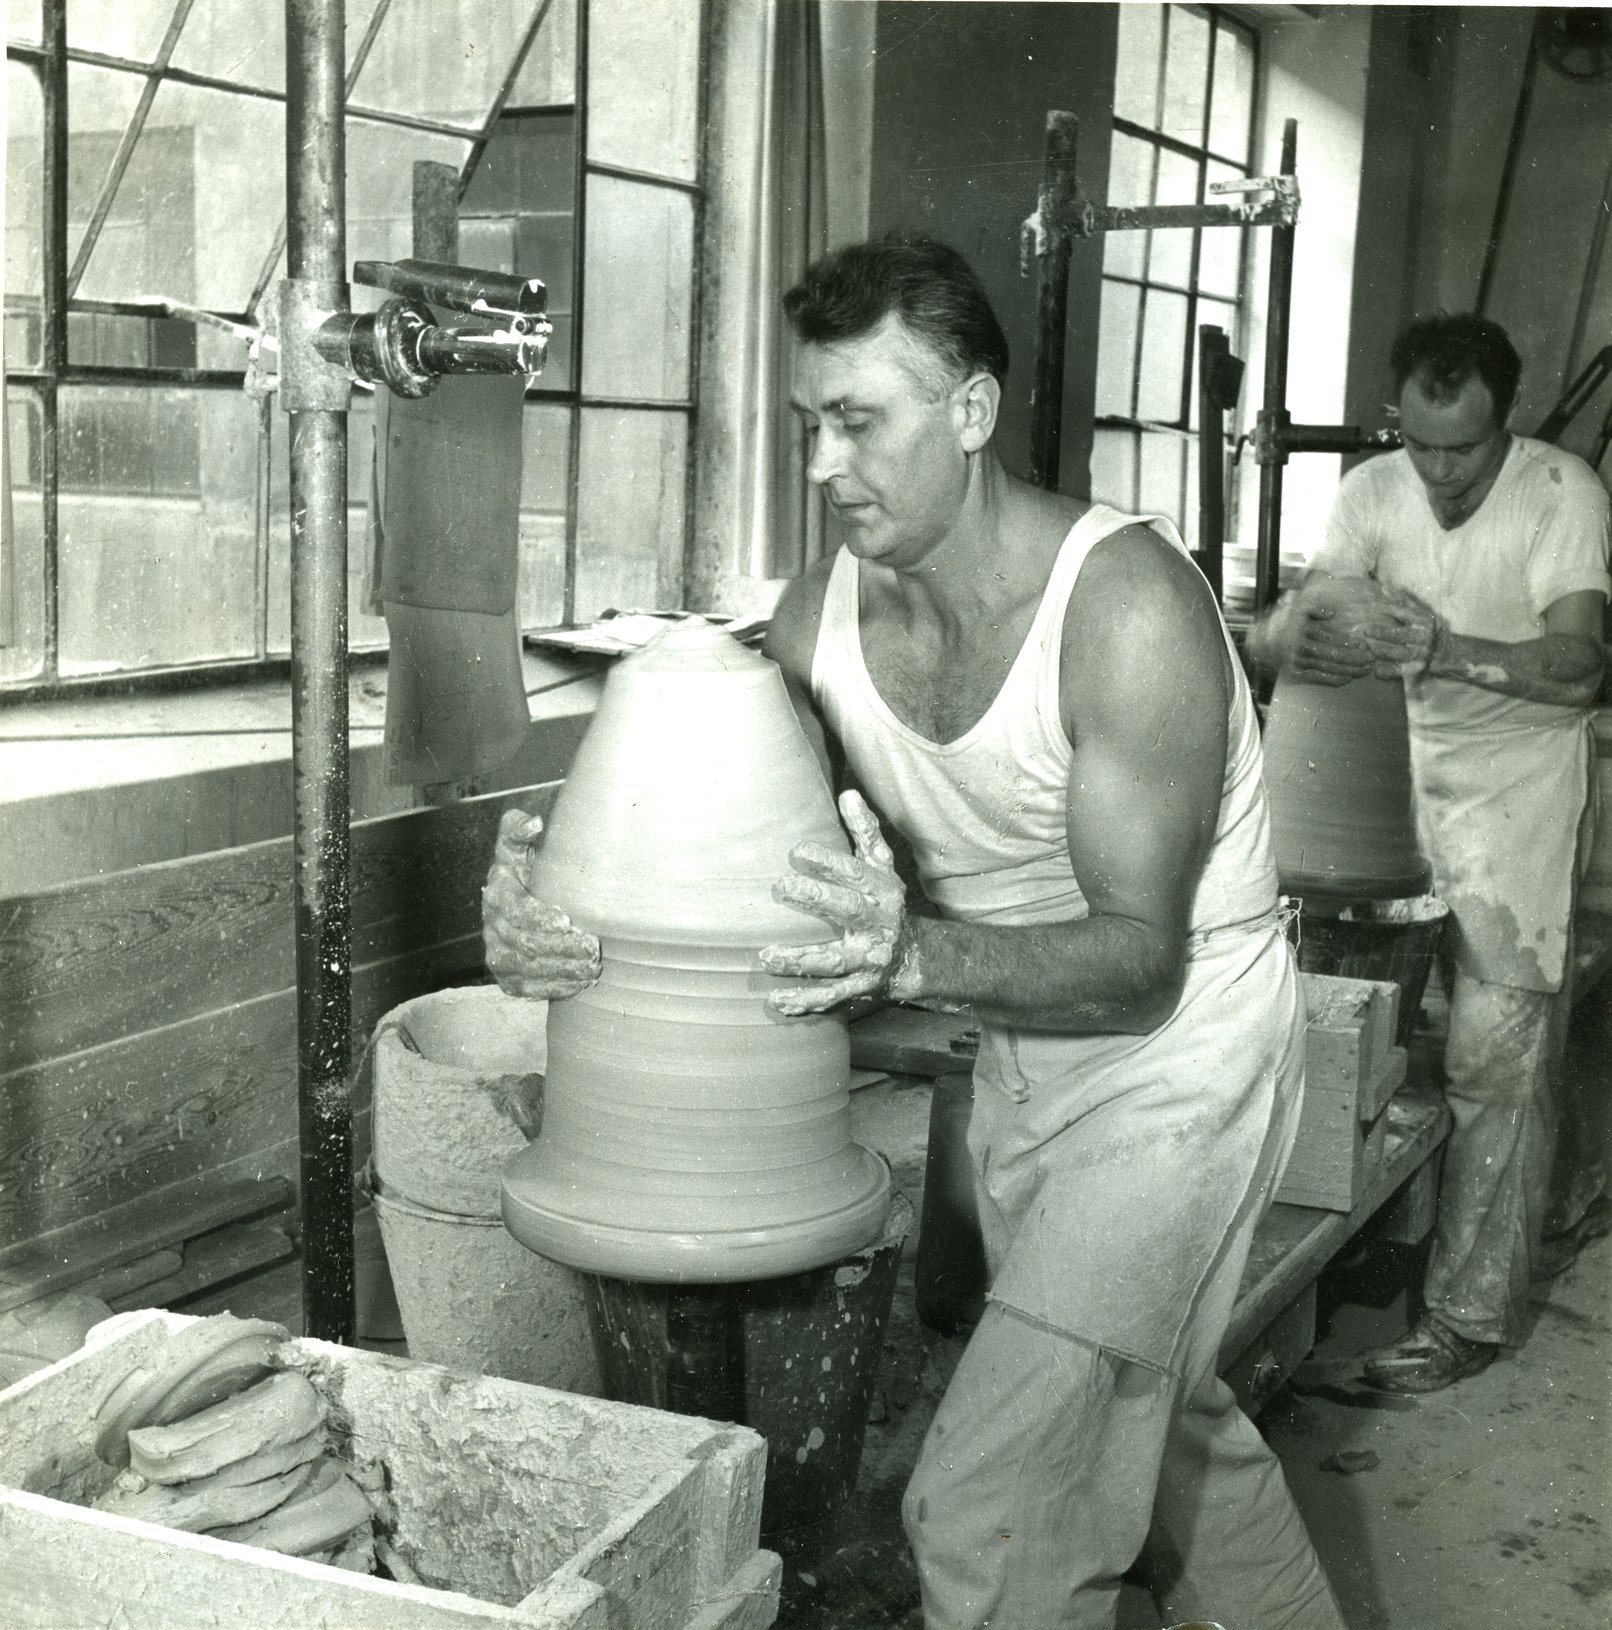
[1253,119,1298,615]
[284,0,355,1347]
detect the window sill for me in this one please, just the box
[0,647,605,896]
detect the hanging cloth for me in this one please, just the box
[373,374,531,785]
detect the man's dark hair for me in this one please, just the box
[1390,313,1521,422]
[783,234,1010,394]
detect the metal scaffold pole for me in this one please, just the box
[284,0,355,1344]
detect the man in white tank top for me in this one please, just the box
[751,239,1342,1630]
[480,238,1344,1629]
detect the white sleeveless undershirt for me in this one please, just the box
[808,504,1278,942]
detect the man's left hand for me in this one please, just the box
[761,790,915,1016]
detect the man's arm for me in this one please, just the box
[1248,570,1433,686]
[766,531,1229,1035]
[1420,590,1605,706]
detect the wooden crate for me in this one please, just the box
[1300,972,1400,1112]
[0,1310,779,1630]
[1278,1082,1397,1214]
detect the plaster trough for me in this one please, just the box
[0,1308,779,1630]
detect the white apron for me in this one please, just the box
[811,506,1304,1373]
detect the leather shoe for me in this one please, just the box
[1536,1194,1612,1281]
[1361,1317,1497,1393]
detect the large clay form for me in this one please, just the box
[1261,671,1430,900]
[501,620,891,1283]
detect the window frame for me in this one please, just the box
[3,0,705,699]
[1092,2,1260,544]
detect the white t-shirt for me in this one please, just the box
[1313,436,1610,990]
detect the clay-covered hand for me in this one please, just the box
[481,807,602,1000]
[1377,585,1444,674]
[761,790,917,1016]
[1289,576,1431,685]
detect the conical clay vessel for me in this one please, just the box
[501,620,891,1283]
[1261,671,1430,900]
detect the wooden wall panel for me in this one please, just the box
[0,783,560,1075]
[0,781,562,1249]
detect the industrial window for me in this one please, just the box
[1091,2,1257,548]
[2,0,702,693]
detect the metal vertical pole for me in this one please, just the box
[40,0,67,681]
[1254,119,1297,615]
[1028,111,1081,492]
[1196,324,1229,603]
[284,0,354,1345]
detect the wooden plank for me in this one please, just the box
[0,1492,585,1630]
[0,782,560,1076]
[1222,1081,1449,1362]
[0,1177,292,1315]
[1365,1148,1443,1247]
[0,937,484,1252]
[684,1551,782,1630]
[1223,1282,1316,1419]
[109,1219,296,1313]
[1356,1044,1408,1124]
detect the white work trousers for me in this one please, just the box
[1427,957,1602,1346]
[901,1190,1346,1630]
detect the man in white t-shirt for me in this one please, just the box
[1252,313,1611,1392]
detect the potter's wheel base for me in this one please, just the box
[501,1145,893,1284]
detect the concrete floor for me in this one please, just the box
[190,994,1611,1630]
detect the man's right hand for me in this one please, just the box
[481,808,602,1000]
[1279,575,1435,685]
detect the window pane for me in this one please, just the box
[1090,425,1137,514]
[352,0,552,129]
[1094,278,1141,419]
[1160,4,1210,147]
[267,392,386,655]
[508,0,576,107]
[573,407,686,619]
[8,0,42,44]
[65,62,147,277]
[6,62,43,369]
[1137,430,1185,528]
[1147,147,1198,288]
[1137,289,1189,422]
[1,386,46,684]
[1209,22,1256,163]
[586,0,700,181]
[345,118,473,290]
[66,0,177,63]
[1197,162,1245,299]
[581,174,692,401]
[1102,131,1151,280]
[58,384,261,674]
[170,0,286,92]
[462,111,577,390]
[77,80,284,323]
[170,0,387,93]
[519,402,571,629]
[1113,4,1164,130]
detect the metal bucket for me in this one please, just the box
[1296,894,1450,1047]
